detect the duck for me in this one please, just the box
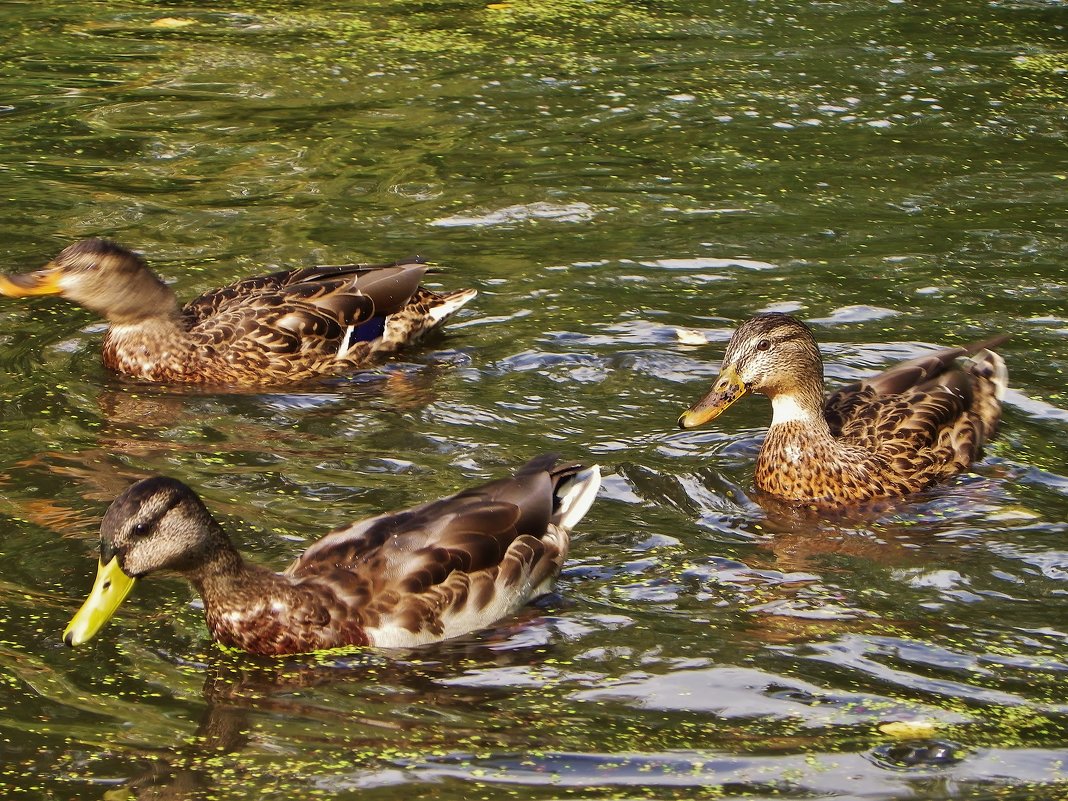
[0,238,477,385]
[63,455,601,655]
[678,312,1008,508]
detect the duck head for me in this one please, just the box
[0,239,176,323]
[64,476,231,646]
[679,313,823,428]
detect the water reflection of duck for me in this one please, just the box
[679,313,1008,508]
[0,239,476,385]
[64,455,601,656]
[103,635,568,801]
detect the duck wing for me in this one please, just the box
[824,336,1008,472]
[180,263,430,368]
[182,259,426,324]
[823,335,1008,437]
[288,455,567,582]
[285,455,600,645]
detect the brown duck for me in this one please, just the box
[678,313,1008,508]
[0,238,476,385]
[63,455,601,655]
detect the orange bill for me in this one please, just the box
[0,267,63,297]
[678,365,747,429]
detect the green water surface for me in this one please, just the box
[0,0,1066,798]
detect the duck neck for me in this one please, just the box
[767,385,831,437]
[87,271,184,327]
[190,534,302,607]
[187,531,246,594]
[189,543,283,627]
[95,272,188,357]
[107,312,187,339]
[754,385,850,502]
[189,546,342,656]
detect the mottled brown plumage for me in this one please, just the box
[679,313,1008,508]
[0,239,477,385]
[63,456,601,656]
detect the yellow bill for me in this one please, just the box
[0,268,63,297]
[63,557,137,646]
[678,365,748,429]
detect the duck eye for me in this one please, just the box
[756,339,771,351]
[131,522,151,537]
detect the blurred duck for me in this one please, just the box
[64,455,601,655]
[678,313,1007,508]
[0,238,476,385]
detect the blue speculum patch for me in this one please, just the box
[350,316,386,343]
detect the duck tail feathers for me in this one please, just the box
[552,465,601,532]
[427,288,478,326]
[973,348,1008,400]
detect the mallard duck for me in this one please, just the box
[678,313,1008,508]
[63,455,601,655]
[0,238,477,385]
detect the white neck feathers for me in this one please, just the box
[770,393,818,426]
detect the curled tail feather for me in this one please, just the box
[552,465,601,532]
[972,348,1008,401]
[366,287,477,358]
[966,347,1008,450]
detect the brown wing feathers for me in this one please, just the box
[169,262,440,383]
[350,265,428,316]
[291,457,566,599]
[183,259,427,321]
[183,263,427,341]
[826,336,1006,486]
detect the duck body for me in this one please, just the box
[1,239,477,385]
[679,313,1008,508]
[64,455,601,656]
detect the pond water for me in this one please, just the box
[0,0,1066,798]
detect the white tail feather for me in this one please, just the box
[553,465,601,531]
[974,349,1008,400]
[429,288,478,326]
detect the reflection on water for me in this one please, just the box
[1,0,1067,798]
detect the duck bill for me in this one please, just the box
[0,267,63,297]
[678,366,748,429]
[63,557,137,646]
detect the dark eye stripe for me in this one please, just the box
[769,331,805,345]
[134,493,185,536]
[159,492,185,518]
